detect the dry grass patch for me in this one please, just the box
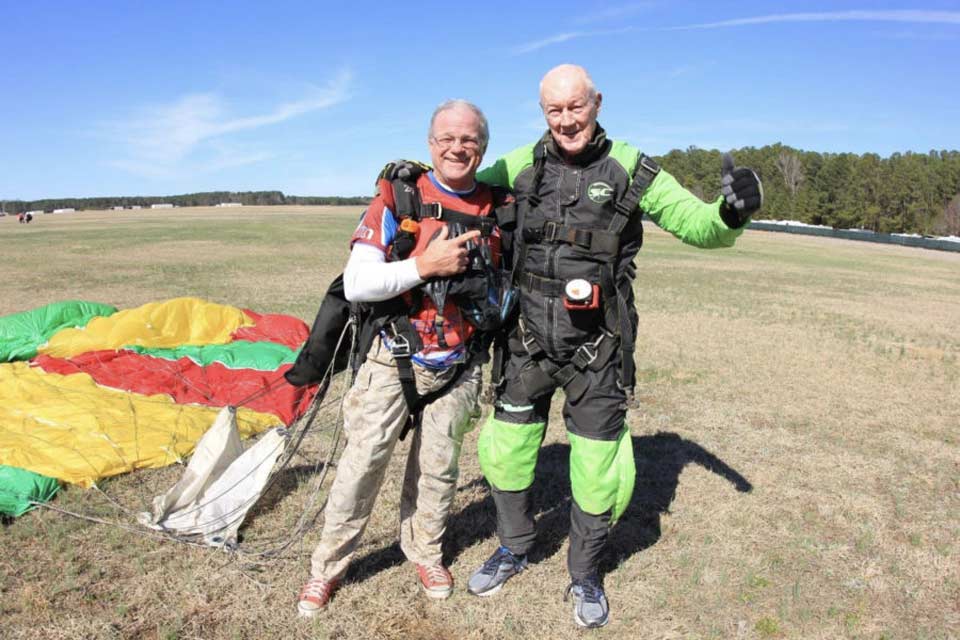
[1,209,958,639]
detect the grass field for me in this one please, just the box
[1,207,958,639]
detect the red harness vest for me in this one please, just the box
[377,173,502,354]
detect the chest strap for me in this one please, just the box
[518,154,660,258]
[418,203,497,236]
[519,271,566,297]
[522,221,620,256]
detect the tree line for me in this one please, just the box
[657,144,960,236]
[2,191,369,214]
[5,145,960,236]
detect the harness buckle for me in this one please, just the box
[521,330,538,353]
[516,316,540,354]
[423,202,443,219]
[387,322,412,358]
[479,218,495,236]
[639,154,661,178]
[617,380,640,410]
[543,220,561,242]
[575,332,606,368]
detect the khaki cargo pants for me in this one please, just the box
[310,337,482,581]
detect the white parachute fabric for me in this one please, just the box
[138,406,287,548]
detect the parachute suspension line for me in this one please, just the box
[235,316,357,559]
[31,500,215,550]
[138,315,356,556]
[137,315,360,540]
[36,316,354,560]
[229,371,291,410]
[92,483,139,517]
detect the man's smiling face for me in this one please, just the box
[428,106,484,191]
[540,66,602,159]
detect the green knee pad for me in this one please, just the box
[477,416,546,491]
[568,426,636,523]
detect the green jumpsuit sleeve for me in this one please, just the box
[477,143,536,189]
[641,169,744,248]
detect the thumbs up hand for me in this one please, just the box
[719,152,763,228]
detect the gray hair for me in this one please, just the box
[428,99,490,153]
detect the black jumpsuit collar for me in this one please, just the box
[542,123,610,166]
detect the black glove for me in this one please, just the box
[719,152,763,228]
[376,159,431,184]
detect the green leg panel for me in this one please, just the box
[568,426,636,524]
[477,415,546,491]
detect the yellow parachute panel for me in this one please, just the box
[40,297,253,359]
[0,363,278,488]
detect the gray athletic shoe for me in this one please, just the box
[466,546,528,597]
[565,575,609,628]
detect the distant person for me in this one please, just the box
[296,99,512,618]
[18,213,24,223]
[25,213,33,223]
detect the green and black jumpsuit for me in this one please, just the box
[475,126,746,578]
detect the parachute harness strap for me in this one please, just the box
[514,148,659,403]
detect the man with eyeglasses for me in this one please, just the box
[297,99,514,617]
[464,64,763,628]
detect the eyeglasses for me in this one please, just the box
[430,135,482,151]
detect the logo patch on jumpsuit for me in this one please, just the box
[587,181,615,204]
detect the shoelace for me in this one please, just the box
[565,577,604,604]
[479,547,516,576]
[421,564,450,585]
[301,578,334,600]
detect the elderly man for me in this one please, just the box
[297,99,511,617]
[463,64,763,628]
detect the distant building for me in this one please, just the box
[216,202,243,207]
[52,208,75,214]
[112,206,125,211]
[130,205,142,210]
[26,209,44,216]
[151,203,174,209]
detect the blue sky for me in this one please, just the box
[2,1,958,200]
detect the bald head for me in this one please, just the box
[539,64,598,104]
[538,64,602,158]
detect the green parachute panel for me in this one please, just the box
[0,465,60,517]
[0,300,117,362]
[125,341,299,370]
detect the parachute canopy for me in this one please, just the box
[0,298,316,516]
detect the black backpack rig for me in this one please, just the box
[285,165,517,439]
[485,140,661,408]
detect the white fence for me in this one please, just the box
[747,220,960,253]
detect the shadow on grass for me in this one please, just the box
[602,432,752,574]
[344,431,751,583]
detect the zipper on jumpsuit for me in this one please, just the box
[544,163,565,355]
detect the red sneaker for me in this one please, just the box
[298,577,339,617]
[415,563,454,599]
